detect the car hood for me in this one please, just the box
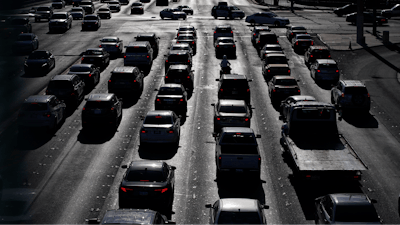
[218,112,248,117]
[26,59,48,64]
[142,124,173,129]
[50,19,67,22]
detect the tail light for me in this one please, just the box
[111,107,115,111]
[81,57,84,60]
[191,41,194,44]
[176,41,180,43]
[336,70,339,73]
[253,33,256,36]
[218,156,222,165]
[82,107,86,111]
[341,93,345,97]
[295,42,298,45]
[305,175,312,178]
[291,32,293,35]
[381,19,385,22]
[247,89,250,92]
[317,70,321,73]
[188,60,190,63]
[311,41,314,45]
[288,70,291,73]
[147,55,149,59]
[108,79,112,82]
[297,89,301,93]
[267,69,271,73]
[244,118,249,121]
[220,88,223,92]
[272,89,276,92]
[217,117,221,121]
[134,80,137,82]
[165,60,168,63]
[88,73,92,77]
[156,98,160,102]
[180,98,184,102]
[71,92,75,96]
[328,55,331,58]
[154,188,168,193]
[258,40,260,43]
[165,76,169,79]
[123,54,126,59]
[187,76,190,79]
[177,34,179,36]
[141,129,147,133]
[43,112,51,118]
[116,45,119,48]
[354,175,360,179]
[230,31,233,33]
[277,40,279,43]
[233,45,236,48]
[167,130,174,134]
[214,31,216,33]
[216,45,219,48]
[367,93,370,98]
[310,55,313,58]
[120,187,133,192]
[99,44,102,47]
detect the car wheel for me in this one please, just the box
[274,21,280,27]
[250,19,255,26]
[48,119,57,133]
[161,16,164,19]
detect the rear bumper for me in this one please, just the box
[140,133,179,144]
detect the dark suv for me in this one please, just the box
[108,66,144,97]
[135,33,160,57]
[255,32,278,51]
[164,64,194,91]
[155,83,188,115]
[216,74,252,105]
[164,50,192,73]
[304,46,331,67]
[45,75,85,106]
[82,93,123,129]
[331,80,371,113]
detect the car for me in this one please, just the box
[268,76,300,104]
[12,33,39,53]
[291,34,313,51]
[108,66,144,97]
[381,4,400,18]
[227,6,245,19]
[280,95,317,121]
[250,26,270,45]
[205,198,269,224]
[334,3,360,17]
[255,31,279,51]
[286,25,307,41]
[67,64,100,88]
[29,7,38,13]
[304,46,331,67]
[70,7,85,20]
[160,8,187,20]
[18,95,66,133]
[97,8,111,19]
[119,0,130,5]
[119,161,176,210]
[331,80,371,113]
[213,25,233,44]
[135,33,160,57]
[8,17,32,35]
[82,14,101,30]
[176,25,197,37]
[108,1,121,12]
[214,37,236,58]
[89,209,173,224]
[75,42,103,65]
[212,99,252,133]
[99,36,123,56]
[259,44,283,60]
[24,50,56,75]
[164,65,194,92]
[52,0,65,9]
[176,5,193,15]
[245,12,290,27]
[176,29,196,39]
[48,12,73,32]
[310,59,340,83]
[164,50,192,74]
[79,1,95,14]
[140,110,181,146]
[263,53,288,65]
[46,75,85,106]
[35,6,53,22]
[216,74,252,105]
[131,2,144,14]
[82,93,123,129]
[168,43,193,56]
[314,193,381,224]
[124,41,154,70]
[262,64,291,80]
[175,34,197,54]
[155,83,188,116]
[346,12,388,25]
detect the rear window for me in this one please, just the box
[84,50,103,55]
[267,56,287,64]
[101,38,117,42]
[312,50,330,57]
[216,28,232,33]
[18,35,32,41]
[265,46,282,51]
[85,101,112,109]
[21,103,48,111]
[275,79,297,86]
[80,1,92,5]
[297,36,311,40]
[334,205,380,222]
[144,115,173,125]
[126,47,148,53]
[71,8,83,12]
[171,46,189,51]
[296,108,332,120]
[178,27,194,31]
[136,37,155,45]
[158,88,183,95]
[168,55,188,62]
[70,67,90,72]
[293,26,306,30]
[37,7,51,11]
[111,73,136,80]
[177,36,194,40]
[221,133,256,144]
[344,87,368,95]
[219,105,247,113]
[217,39,234,44]
[221,80,249,89]
[84,15,98,20]
[126,170,165,182]
[217,212,261,224]
[260,35,277,42]
[318,63,338,69]
[48,80,72,89]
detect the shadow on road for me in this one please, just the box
[138,144,178,160]
[77,125,118,144]
[340,111,379,128]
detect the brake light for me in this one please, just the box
[328,55,331,58]
[216,45,219,48]
[177,34,179,36]
[88,73,92,77]
[123,55,126,59]
[230,31,233,33]
[99,44,102,47]
[381,19,385,22]
[187,76,190,79]
[317,70,320,72]
[141,130,147,133]
[188,60,190,63]
[156,98,160,102]
[120,187,133,192]
[273,89,276,92]
[217,117,221,121]
[147,55,149,59]
[311,41,314,45]
[191,41,194,44]
[244,118,249,121]
[258,40,260,43]
[81,57,84,60]
[155,116,162,118]
[154,188,168,193]
[180,98,184,102]
[267,69,271,73]
[310,55,313,58]
[220,88,223,92]
[341,93,345,97]
[336,70,339,73]
[247,89,250,92]
[277,40,279,43]
[218,156,222,165]
[295,42,298,45]
[109,79,112,82]
[235,133,241,135]
[43,112,51,118]
[165,76,168,79]
[288,70,291,73]
[367,93,370,98]
[166,60,168,63]
[71,92,75,96]
[297,89,301,93]
[354,175,360,179]
[253,33,256,36]
[168,130,174,134]
[233,45,235,48]
[214,31,216,34]
[306,175,311,178]
[176,41,180,43]
[82,107,85,111]
[291,32,293,35]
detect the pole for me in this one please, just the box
[372,0,377,36]
[356,0,365,44]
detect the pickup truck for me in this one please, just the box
[280,101,367,181]
[211,2,245,19]
[213,127,261,179]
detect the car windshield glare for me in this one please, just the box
[51,14,67,19]
[21,103,48,111]
[29,52,48,59]
[85,101,112,109]
[126,170,165,182]
[219,106,247,113]
[144,116,173,125]
[217,211,261,224]
[221,133,256,144]
[158,88,183,95]
[334,205,380,222]
[18,35,32,41]
[85,50,103,55]
[275,79,297,86]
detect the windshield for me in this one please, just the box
[221,133,256,144]
[48,80,72,89]
[297,35,311,40]
[84,15,97,20]
[69,66,90,72]
[144,115,173,125]
[177,36,194,40]
[168,55,188,62]
[216,28,232,33]
[51,14,67,19]
[217,212,261,224]
[217,39,234,44]
[17,35,32,41]
[21,103,48,111]
[171,46,189,51]
[335,205,380,222]
[136,37,155,44]
[158,87,183,95]
[111,73,136,81]
[85,101,112,109]
[221,80,249,89]
[28,52,48,59]
[318,63,338,69]
[219,105,247,113]
[267,56,287,64]
[126,170,165,182]
[344,87,368,95]
[265,46,282,51]
[84,49,103,55]
[275,79,297,86]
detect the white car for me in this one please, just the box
[245,12,290,27]
[160,8,186,20]
[140,110,181,147]
[108,1,121,12]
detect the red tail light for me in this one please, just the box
[108,79,112,82]
[381,19,385,22]
[267,69,271,73]
[291,32,293,35]
[244,118,249,121]
[156,98,160,102]
[354,175,359,179]
[295,42,298,45]
[81,57,84,60]
[253,33,256,36]
[120,187,133,192]
[230,31,233,33]
[218,156,222,165]
[71,92,75,96]
[216,45,219,48]
[341,93,345,97]
[214,31,216,34]
[43,112,51,118]
[141,130,147,133]
[168,130,174,134]
[165,76,169,79]
[123,55,126,59]
[277,40,279,43]
[99,45,102,47]
[247,89,250,92]
[177,34,179,36]
[165,60,168,63]
[288,70,291,73]
[154,188,168,193]
[191,41,194,44]
[217,117,221,121]
[220,88,223,92]
[297,89,301,93]
[188,60,190,63]
[272,89,276,92]
[310,55,313,58]
[88,73,92,77]
[134,80,137,82]
[306,175,311,178]
[367,93,370,98]
[116,45,119,48]
[111,107,115,111]
[82,107,86,111]
[180,98,184,102]
[258,40,260,43]
[187,76,190,79]
[317,70,321,73]
[311,41,314,45]
[336,70,339,73]
[233,45,236,48]
[147,55,149,59]
[328,55,331,58]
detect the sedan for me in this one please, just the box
[291,34,314,51]
[245,12,290,27]
[168,43,193,56]
[286,25,307,41]
[131,2,144,14]
[160,8,186,20]
[80,48,110,69]
[212,99,252,133]
[68,64,100,88]
[259,44,283,60]
[97,8,112,19]
[268,76,300,104]
[108,1,121,12]
[140,110,181,147]
[175,34,196,54]
[119,161,176,210]
[82,14,101,31]
[310,59,340,83]
[99,36,123,56]
[70,7,85,20]
[346,12,388,25]
[155,84,188,116]
[12,33,39,54]
[24,50,55,75]
[280,95,316,121]
[176,5,193,15]
[214,37,236,58]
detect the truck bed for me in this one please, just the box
[283,133,367,171]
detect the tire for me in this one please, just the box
[274,21,280,27]
[250,19,255,26]
[161,16,164,20]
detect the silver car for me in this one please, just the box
[18,95,66,132]
[212,99,252,133]
[108,1,121,12]
[169,43,193,56]
[140,110,181,146]
[310,59,340,83]
[99,36,123,55]
[70,7,85,20]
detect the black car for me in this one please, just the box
[164,50,192,73]
[304,45,331,67]
[89,209,174,224]
[164,65,194,91]
[108,66,144,97]
[135,33,160,57]
[155,83,188,115]
[45,75,85,106]
[346,12,388,25]
[214,37,236,58]
[97,8,111,19]
[67,64,100,88]
[255,32,279,51]
[175,34,196,54]
[82,93,123,128]
[212,99,252,133]
[82,14,101,31]
[131,2,144,14]
[119,161,176,210]
[268,76,301,104]
[24,50,56,75]
[80,48,110,69]
[216,74,252,105]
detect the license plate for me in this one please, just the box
[139,191,148,196]
[94,109,102,114]
[174,79,181,82]
[232,91,238,94]
[236,169,244,172]
[164,99,174,101]
[154,131,161,134]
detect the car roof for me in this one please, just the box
[51,75,75,81]
[146,110,174,116]
[219,198,259,212]
[136,33,155,38]
[101,209,156,224]
[274,75,295,80]
[341,80,366,87]
[168,50,189,55]
[128,160,164,171]
[179,25,195,28]
[264,44,281,48]
[171,43,190,47]
[259,31,276,36]
[254,26,270,30]
[330,193,372,206]
[221,74,247,80]
[87,93,115,101]
[160,83,183,88]
[53,12,67,15]
[86,48,103,51]
[292,101,334,108]
[71,64,92,69]
[295,34,311,37]
[221,127,255,134]
[315,59,337,64]
[309,46,329,50]
[266,53,286,57]
[25,95,52,103]
[127,41,149,47]
[290,95,316,101]
[218,99,247,106]
[169,64,189,70]
[112,66,137,73]
[177,33,194,37]
[101,36,118,40]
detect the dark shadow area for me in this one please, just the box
[16,127,56,150]
[361,43,400,73]
[314,81,336,90]
[77,125,118,144]
[340,111,379,128]
[138,144,178,160]
[121,96,140,109]
[47,29,69,34]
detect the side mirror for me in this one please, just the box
[170,166,176,170]
[263,205,270,209]
[256,134,261,138]
[211,103,215,106]
[121,165,128,169]
[205,204,212,208]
